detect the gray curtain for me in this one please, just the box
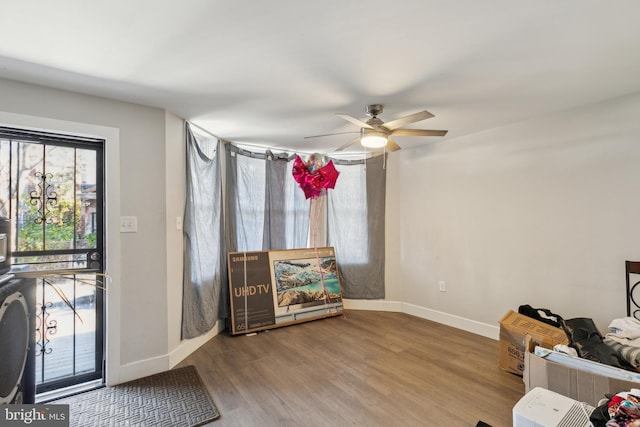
[223,144,385,300]
[265,150,310,249]
[225,145,309,252]
[224,145,266,252]
[328,155,386,299]
[263,151,291,249]
[181,123,225,339]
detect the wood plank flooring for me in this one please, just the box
[178,310,524,427]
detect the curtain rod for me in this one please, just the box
[187,121,377,164]
[228,140,374,161]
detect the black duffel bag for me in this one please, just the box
[562,317,634,370]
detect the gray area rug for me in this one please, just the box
[52,365,220,427]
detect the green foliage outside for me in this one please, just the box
[17,173,95,251]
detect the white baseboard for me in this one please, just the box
[343,299,499,340]
[115,354,170,386]
[112,321,224,386]
[342,298,403,312]
[169,321,224,367]
[401,303,499,340]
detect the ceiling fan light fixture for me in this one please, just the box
[360,130,387,148]
[315,104,447,153]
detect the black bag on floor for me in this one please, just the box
[562,317,634,370]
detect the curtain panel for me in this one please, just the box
[224,144,309,252]
[328,155,386,299]
[224,145,266,252]
[181,123,226,339]
[224,144,386,308]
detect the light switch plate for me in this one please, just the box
[120,216,138,233]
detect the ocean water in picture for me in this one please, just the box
[273,257,339,292]
[292,278,341,296]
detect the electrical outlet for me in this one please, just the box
[439,281,446,292]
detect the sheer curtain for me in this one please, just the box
[181,123,225,339]
[224,146,266,252]
[183,133,385,337]
[225,145,309,252]
[264,151,310,249]
[328,155,386,299]
[223,144,385,309]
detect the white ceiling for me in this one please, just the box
[1,1,639,156]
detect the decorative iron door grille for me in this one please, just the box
[0,127,105,394]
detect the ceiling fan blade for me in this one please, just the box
[334,136,361,152]
[304,131,359,139]
[390,129,448,137]
[382,110,434,131]
[386,137,401,152]
[336,113,373,129]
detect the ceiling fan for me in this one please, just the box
[305,104,448,153]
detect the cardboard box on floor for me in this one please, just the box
[523,336,640,406]
[498,310,570,375]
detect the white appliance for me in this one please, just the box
[513,387,593,427]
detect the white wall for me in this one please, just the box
[165,112,185,357]
[386,92,640,335]
[0,78,185,384]
[4,75,640,385]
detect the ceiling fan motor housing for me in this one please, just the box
[365,104,384,117]
[366,117,385,129]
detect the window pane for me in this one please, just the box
[0,139,10,218]
[75,149,97,249]
[36,275,97,383]
[235,155,265,251]
[16,142,46,251]
[5,141,98,252]
[43,145,76,250]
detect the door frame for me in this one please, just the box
[0,111,122,387]
[1,127,106,393]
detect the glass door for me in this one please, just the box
[0,127,105,393]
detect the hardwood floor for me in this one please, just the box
[178,310,524,427]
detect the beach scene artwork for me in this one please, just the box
[273,256,342,307]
